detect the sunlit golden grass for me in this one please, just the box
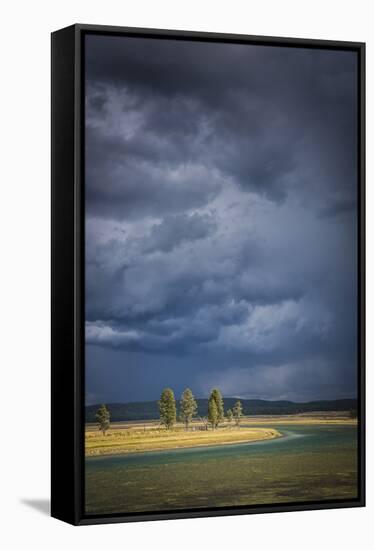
[240,416,358,426]
[85,414,356,432]
[85,413,357,456]
[85,425,281,456]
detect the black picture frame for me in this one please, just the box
[51,23,366,526]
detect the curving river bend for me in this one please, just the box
[85,424,358,515]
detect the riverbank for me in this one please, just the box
[85,426,281,456]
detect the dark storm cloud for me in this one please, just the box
[142,212,217,253]
[84,34,358,403]
[85,36,357,212]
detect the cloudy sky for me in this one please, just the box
[85,34,358,405]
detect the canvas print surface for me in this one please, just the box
[84,34,359,515]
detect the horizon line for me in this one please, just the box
[85,395,358,407]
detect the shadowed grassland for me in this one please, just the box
[85,424,358,514]
[85,425,281,456]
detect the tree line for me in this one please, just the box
[94,388,243,434]
[159,387,243,431]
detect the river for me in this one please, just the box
[85,424,358,515]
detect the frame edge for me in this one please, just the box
[51,23,81,526]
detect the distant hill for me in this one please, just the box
[85,398,357,423]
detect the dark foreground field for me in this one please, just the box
[85,423,358,514]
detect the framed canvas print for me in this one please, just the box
[51,24,365,525]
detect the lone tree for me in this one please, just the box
[208,388,224,428]
[233,400,243,426]
[159,388,177,430]
[226,408,233,425]
[208,398,219,429]
[179,388,198,431]
[96,404,110,435]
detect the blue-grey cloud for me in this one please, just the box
[84,34,358,403]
